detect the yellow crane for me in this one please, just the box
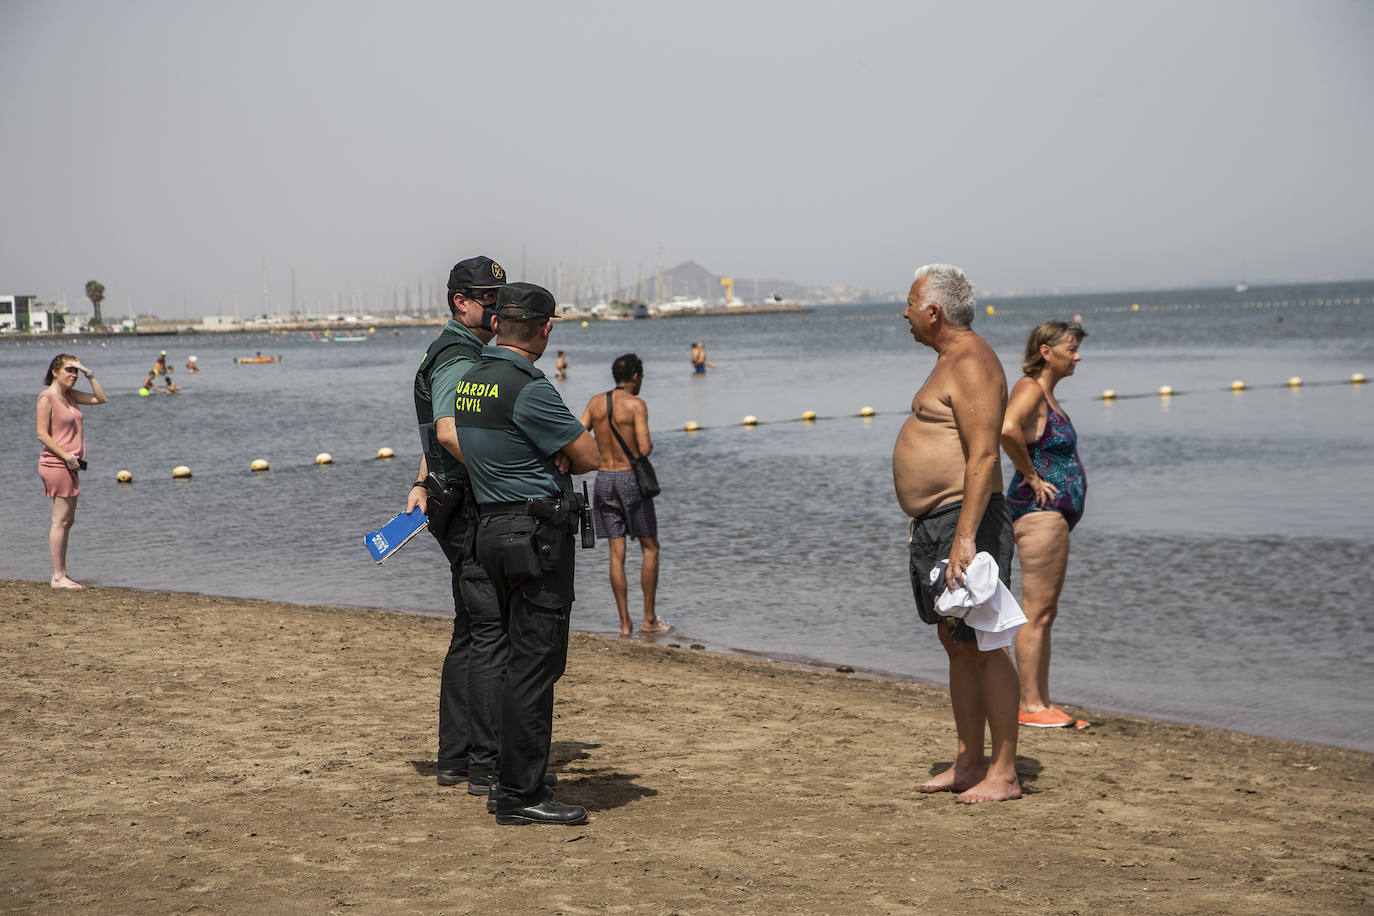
[717,276,733,305]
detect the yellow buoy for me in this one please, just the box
[684,421,700,432]
[1101,389,1117,400]
[315,452,334,465]
[1158,385,1174,396]
[172,465,192,479]
[116,470,133,483]
[1230,380,1246,391]
[1131,304,1140,312]
[1287,376,1302,388]
[742,415,759,426]
[802,410,817,421]
[376,447,395,459]
[859,406,876,417]
[1353,373,1367,384]
[985,305,995,316]
[250,459,269,472]
[581,320,589,327]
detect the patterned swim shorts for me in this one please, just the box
[593,469,657,539]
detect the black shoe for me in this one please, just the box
[494,799,587,826]
[488,784,554,814]
[436,768,467,787]
[468,772,557,796]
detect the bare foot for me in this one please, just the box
[639,619,674,635]
[51,577,84,589]
[916,763,985,794]
[618,629,633,638]
[956,774,1022,804]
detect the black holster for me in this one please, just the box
[526,493,578,572]
[424,474,463,541]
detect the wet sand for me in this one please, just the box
[3,579,1370,913]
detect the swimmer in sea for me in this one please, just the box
[690,342,716,374]
[140,370,167,394]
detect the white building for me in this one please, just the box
[0,294,37,331]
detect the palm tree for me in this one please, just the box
[85,280,105,327]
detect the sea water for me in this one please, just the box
[2,281,1371,752]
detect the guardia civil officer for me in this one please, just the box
[406,255,507,793]
[452,282,599,826]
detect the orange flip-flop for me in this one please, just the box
[1019,708,1089,728]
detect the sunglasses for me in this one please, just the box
[464,289,499,303]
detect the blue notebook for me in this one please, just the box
[365,508,429,563]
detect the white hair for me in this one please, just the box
[913,264,976,327]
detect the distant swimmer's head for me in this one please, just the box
[911,264,976,329]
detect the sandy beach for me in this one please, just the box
[2,579,1370,913]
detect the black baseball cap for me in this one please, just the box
[447,256,507,290]
[495,282,557,320]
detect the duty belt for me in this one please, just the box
[479,498,560,516]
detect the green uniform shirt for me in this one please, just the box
[431,320,484,423]
[413,319,484,485]
[453,347,587,504]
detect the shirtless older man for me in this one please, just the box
[893,263,1020,804]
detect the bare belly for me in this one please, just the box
[892,417,966,518]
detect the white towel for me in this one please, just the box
[929,552,1028,651]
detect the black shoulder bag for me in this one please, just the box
[604,391,661,498]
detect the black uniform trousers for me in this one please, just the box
[475,511,575,811]
[428,481,506,779]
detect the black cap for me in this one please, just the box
[447,256,507,290]
[495,282,557,320]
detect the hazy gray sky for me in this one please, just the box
[3,0,1371,316]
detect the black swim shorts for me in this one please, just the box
[908,495,1014,643]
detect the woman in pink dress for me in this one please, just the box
[36,353,107,588]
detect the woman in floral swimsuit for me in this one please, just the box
[1001,320,1088,729]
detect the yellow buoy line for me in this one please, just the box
[110,446,400,483]
[827,295,1371,322]
[672,372,1366,432]
[977,296,1371,318]
[105,369,1369,480]
[1098,373,1366,401]
[679,406,888,433]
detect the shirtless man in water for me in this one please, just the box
[893,263,1020,804]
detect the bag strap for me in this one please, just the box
[604,390,640,460]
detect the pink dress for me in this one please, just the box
[39,389,83,498]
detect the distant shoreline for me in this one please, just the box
[5,302,811,340]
